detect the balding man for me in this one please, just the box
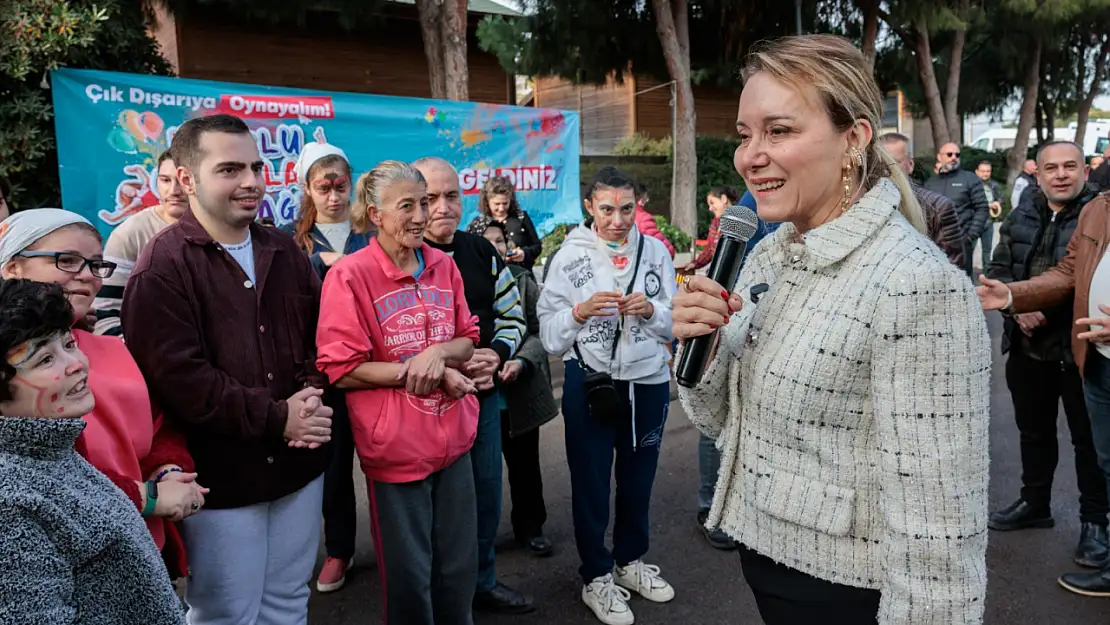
[879,133,964,267]
[926,141,990,278]
[412,157,534,614]
[984,141,1107,583]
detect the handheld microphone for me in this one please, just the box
[676,204,760,388]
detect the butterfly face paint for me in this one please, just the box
[308,165,352,223]
[2,331,93,419]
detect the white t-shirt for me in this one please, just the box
[1089,247,1110,358]
[316,221,351,253]
[225,234,256,283]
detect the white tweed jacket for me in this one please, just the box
[678,179,991,625]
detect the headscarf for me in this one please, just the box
[467,214,499,237]
[294,142,349,185]
[0,209,93,267]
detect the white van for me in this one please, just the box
[970,122,1107,156]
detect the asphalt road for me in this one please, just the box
[308,311,1110,624]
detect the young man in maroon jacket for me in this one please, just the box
[122,114,333,624]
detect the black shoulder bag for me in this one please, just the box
[572,234,645,421]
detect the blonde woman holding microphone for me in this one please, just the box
[674,35,991,624]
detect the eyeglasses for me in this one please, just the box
[945,152,961,158]
[16,251,117,278]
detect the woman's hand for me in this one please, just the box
[320,252,344,267]
[507,248,525,264]
[619,292,654,318]
[442,367,477,399]
[672,276,743,341]
[154,479,209,522]
[574,291,622,323]
[401,345,447,396]
[1077,304,1110,343]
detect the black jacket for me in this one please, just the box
[987,184,1100,363]
[924,167,990,241]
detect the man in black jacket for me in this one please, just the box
[986,140,1109,570]
[926,142,991,279]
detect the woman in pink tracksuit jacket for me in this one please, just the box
[316,160,481,625]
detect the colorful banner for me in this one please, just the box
[51,69,581,238]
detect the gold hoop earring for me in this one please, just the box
[840,168,852,212]
[851,146,864,169]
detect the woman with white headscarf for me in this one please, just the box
[0,208,207,579]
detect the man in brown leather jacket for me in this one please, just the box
[879,133,965,266]
[979,140,1110,598]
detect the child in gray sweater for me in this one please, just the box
[0,279,184,624]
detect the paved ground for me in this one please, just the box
[308,312,1110,624]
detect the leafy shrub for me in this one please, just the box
[540,223,573,261]
[613,133,672,157]
[655,214,692,252]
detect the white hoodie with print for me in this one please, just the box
[537,223,676,385]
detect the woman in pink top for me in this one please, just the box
[0,209,205,578]
[317,161,482,625]
[633,180,676,258]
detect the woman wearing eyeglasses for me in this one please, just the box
[0,209,205,580]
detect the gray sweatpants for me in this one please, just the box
[368,453,478,625]
[183,475,324,625]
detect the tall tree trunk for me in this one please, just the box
[415,0,469,101]
[1035,98,1044,144]
[1044,98,1056,141]
[443,0,469,101]
[652,0,698,242]
[416,0,446,98]
[1008,35,1043,188]
[942,0,969,144]
[1075,35,1110,147]
[913,19,950,150]
[859,0,880,73]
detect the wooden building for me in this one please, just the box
[533,75,743,155]
[149,0,519,104]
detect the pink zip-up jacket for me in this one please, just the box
[635,205,676,258]
[316,239,481,483]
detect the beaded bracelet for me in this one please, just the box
[155,467,184,482]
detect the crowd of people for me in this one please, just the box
[3,31,1110,625]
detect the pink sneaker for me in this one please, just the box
[316,557,353,593]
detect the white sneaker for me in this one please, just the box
[582,574,635,625]
[614,560,675,603]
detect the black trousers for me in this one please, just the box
[739,545,880,625]
[322,391,358,560]
[500,410,547,540]
[1006,349,1109,524]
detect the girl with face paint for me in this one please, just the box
[0,279,186,624]
[284,142,373,278]
[0,208,204,580]
[282,142,370,594]
[536,167,678,625]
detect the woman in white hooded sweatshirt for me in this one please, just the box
[537,167,676,625]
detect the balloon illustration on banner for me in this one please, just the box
[51,68,582,239]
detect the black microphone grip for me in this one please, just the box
[675,235,749,388]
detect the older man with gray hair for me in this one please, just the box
[879,133,965,267]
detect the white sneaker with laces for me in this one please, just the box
[613,560,675,603]
[582,574,635,625]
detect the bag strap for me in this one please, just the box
[574,233,647,372]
